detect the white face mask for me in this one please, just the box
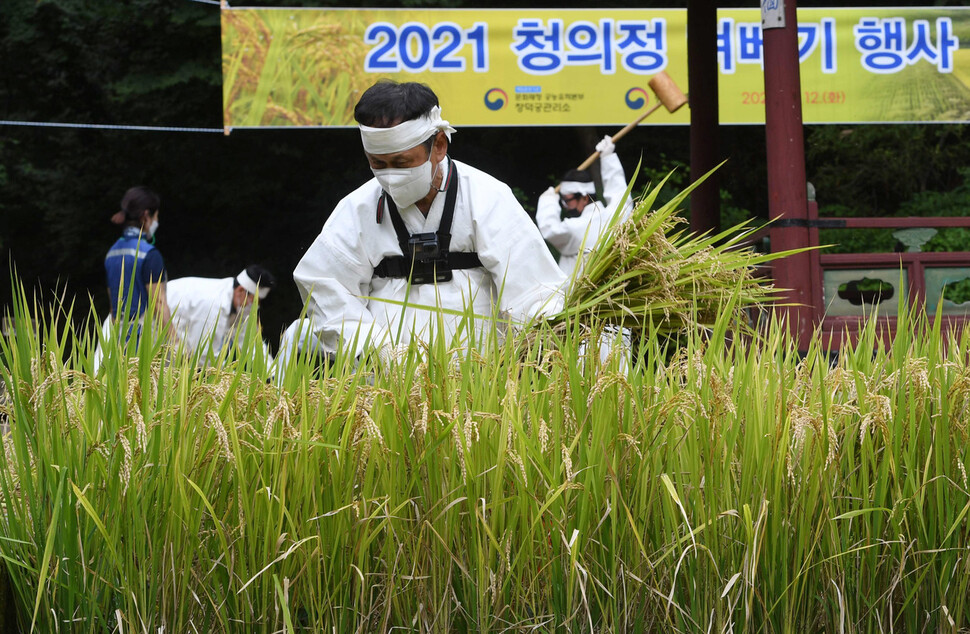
[147,218,159,238]
[372,159,434,209]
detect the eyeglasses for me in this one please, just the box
[559,195,580,211]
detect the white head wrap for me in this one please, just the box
[237,269,270,300]
[559,181,596,196]
[359,105,456,155]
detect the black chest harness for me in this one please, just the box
[373,159,483,285]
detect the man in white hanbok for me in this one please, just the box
[536,135,633,280]
[166,265,275,363]
[537,136,635,368]
[292,81,566,363]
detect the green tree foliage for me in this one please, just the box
[0,139,6,253]
[806,125,970,217]
[809,126,970,255]
[0,0,222,313]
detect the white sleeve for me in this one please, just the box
[293,205,390,360]
[536,187,574,253]
[600,153,631,213]
[475,185,567,320]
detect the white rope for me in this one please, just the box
[187,0,222,5]
[0,120,224,134]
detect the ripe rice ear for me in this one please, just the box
[555,163,804,337]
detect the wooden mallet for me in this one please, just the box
[560,71,689,188]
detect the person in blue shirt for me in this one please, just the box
[103,185,172,334]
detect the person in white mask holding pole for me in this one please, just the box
[166,265,276,365]
[293,80,566,366]
[535,135,633,280]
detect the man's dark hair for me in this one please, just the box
[354,80,439,128]
[233,264,276,291]
[561,169,593,183]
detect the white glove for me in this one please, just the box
[540,185,557,200]
[595,135,615,157]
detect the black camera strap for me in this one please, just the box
[374,158,483,281]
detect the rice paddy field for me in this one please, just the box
[1,182,968,632]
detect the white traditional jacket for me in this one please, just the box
[293,157,567,358]
[167,276,259,360]
[274,318,324,373]
[535,152,633,278]
[93,277,266,371]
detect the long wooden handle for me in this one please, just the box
[554,71,687,193]
[574,101,665,172]
[555,101,665,193]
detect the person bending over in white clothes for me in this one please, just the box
[293,80,567,364]
[166,265,275,364]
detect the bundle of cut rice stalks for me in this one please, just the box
[552,165,799,336]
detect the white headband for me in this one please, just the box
[237,269,270,300]
[560,181,596,196]
[359,105,456,155]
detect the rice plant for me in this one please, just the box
[1,177,968,631]
[553,165,792,341]
[1,271,969,632]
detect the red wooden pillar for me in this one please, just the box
[763,0,815,349]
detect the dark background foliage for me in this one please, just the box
[1,0,968,345]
